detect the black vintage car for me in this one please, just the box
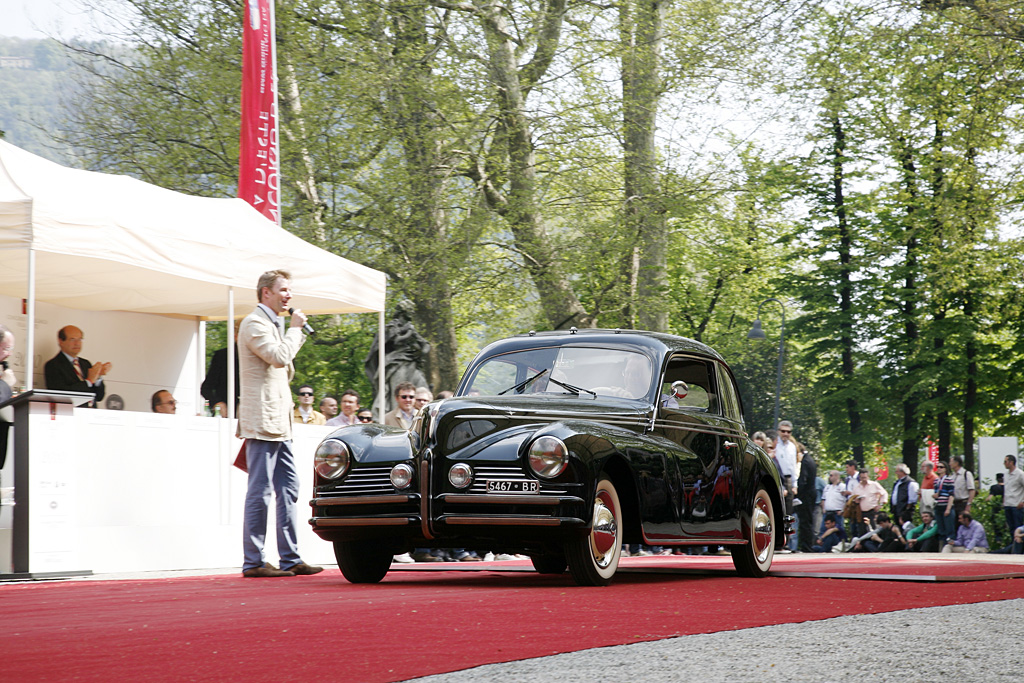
[310,329,791,586]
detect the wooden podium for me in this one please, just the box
[0,390,94,579]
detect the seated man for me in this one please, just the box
[992,525,1024,555]
[812,513,846,552]
[941,512,989,554]
[151,390,177,414]
[44,325,112,408]
[905,510,941,553]
[850,513,897,552]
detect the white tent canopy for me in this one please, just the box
[0,140,387,406]
[0,140,386,317]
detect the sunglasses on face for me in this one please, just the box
[399,394,415,399]
[358,415,373,422]
[298,392,314,397]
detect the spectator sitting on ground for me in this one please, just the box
[880,516,908,552]
[812,513,846,553]
[992,525,1024,555]
[151,390,177,414]
[850,513,898,553]
[905,510,941,553]
[941,512,989,554]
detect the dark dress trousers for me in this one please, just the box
[44,352,105,406]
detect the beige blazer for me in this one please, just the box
[384,407,413,430]
[236,306,306,441]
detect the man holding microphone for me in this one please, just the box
[238,270,322,578]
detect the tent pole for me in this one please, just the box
[25,248,35,391]
[197,320,206,414]
[378,310,385,422]
[227,287,235,421]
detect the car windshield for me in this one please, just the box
[464,346,654,400]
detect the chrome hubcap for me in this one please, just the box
[752,496,773,564]
[591,492,618,568]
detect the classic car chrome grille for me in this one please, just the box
[468,466,567,494]
[322,466,402,495]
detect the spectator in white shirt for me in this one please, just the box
[1002,455,1024,541]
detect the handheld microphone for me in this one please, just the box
[288,308,316,336]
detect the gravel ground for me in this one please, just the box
[408,599,1024,682]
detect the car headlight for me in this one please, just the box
[391,462,415,489]
[449,462,473,489]
[314,439,350,480]
[528,435,568,478]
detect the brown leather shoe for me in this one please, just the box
[285,562,324,576]
[242,563,295,578]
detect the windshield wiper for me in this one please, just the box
[546,376,596,398]
[499,369,548,395]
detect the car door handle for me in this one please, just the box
[724,441,739,449]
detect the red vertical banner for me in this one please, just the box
[926,436,939,465]
[239,0,280,224]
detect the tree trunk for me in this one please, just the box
[831,114,863,464]
[476,1,593,330]
[386,1,461,391]
[895,136,921,477]
[621,0,667,332]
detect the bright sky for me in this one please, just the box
[0,0,113,40]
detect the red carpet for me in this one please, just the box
[4,558,1023,682]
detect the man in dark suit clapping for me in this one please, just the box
[44,325,112,407]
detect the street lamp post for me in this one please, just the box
[747,298,786,431]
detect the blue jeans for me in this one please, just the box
[1004,505,1023,537]
[243,439,302,571]
[936,504,957,542]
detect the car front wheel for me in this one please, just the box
[334,540,392,584]
[565,475,622,586]
[730,486,775,578]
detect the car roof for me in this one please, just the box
[476,328,725,363]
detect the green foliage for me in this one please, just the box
[970,491,1009,550]
[0,37,77,162]
[9,0,1024,463]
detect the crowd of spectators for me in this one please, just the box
[752,420,1023,555]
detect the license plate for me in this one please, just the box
[486,479,539,494]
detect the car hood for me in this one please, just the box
[421,395,649,458]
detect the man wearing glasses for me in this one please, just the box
[293,384,326,425]
[151,390,177,414]
[385,381,417,429]
[776,421,799,502]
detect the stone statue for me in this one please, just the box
[365,301,430,414]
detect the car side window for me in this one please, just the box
[659,356,718,414]
[715,362,743,422]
